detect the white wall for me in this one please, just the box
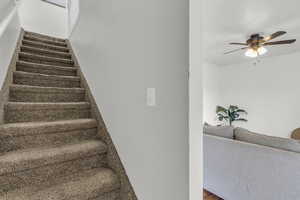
[203,62,222,125]
[0,6,21,87]
[190,0,203,199]
[67,0,79,36]
[70,1,189,199]
[17,0,67,38]
[0,0,15,21]
[204,53,300,138]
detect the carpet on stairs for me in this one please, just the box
[0,30,124,200]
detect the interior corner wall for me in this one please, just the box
[70,0,189,200]
[189,0,203,199]
[0,8,21,88]
[0,0,15,22]
[67,0,79,37]
[203,62,222,125]
[17,0,67,38]
[204,52,300,138]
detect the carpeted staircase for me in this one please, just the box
[0,31,122,199]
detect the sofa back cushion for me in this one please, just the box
[235,128,300,153]
[203,124,234,139]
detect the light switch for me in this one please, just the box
[147,88,156,106]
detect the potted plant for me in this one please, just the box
[216,105,248,126]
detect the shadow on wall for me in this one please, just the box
[67,0,79,37]
[0,0,16,34]
[0,2,21,124]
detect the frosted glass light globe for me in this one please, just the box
[245,47,268,58]
[245,48,258,58]
[257,46,268,55]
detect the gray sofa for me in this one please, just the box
[204,125,300,200]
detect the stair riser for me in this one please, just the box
[0,154,107,194]
[92,191,120,200]
[21,46,71,59]
[22,40,69,53]
[59,190,121,200]
[0,128,98,153]
[24,35,67,47]
[4,108,90,123]
[19,55,74,67]
[13,75,80,88]
[0,30,122,200]
[25,32,66,43]
[10,90,85,102]
[16,64,77,76]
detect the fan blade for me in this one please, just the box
[224,47,248,54]
[263,39,296,46]
[229,42,248,46]
[263,31,287,42]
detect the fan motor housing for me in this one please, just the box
[247,34,264,49]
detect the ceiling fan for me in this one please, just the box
[225,31,296,58]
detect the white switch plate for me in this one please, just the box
[147,88,156,106]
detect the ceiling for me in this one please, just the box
[202,0,300,66]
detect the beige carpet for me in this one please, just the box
[0,31,121,199]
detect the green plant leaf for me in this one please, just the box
[216,106,227,114]
[215,105,248,124]
[235,109,248,114]
[233,113,240,118]
[235,118,248,122]
[228,111,235,119]
[217,115,224,119]
[229,105,238,111]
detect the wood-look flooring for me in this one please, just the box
[204,189,223,200]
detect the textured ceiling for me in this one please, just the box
[203,0,300,65]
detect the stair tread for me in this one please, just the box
[17,61,77,71]
[24,35,67,47]
[0,31,122,199]
[6,102,90,110]
[21,45,72,57]
[24,31,66,42]
[5,102,91,123]
[19,52,73,63]
[0,168,120,200]
[9,84,85,103]
[10,84,85,93]
[22,40,69,52]
[16,61,78,77]
[0,119,97,137]
[14,71,80,81]
[0,140,107,175]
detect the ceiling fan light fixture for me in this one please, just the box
[226,31,295,56]
[245,48,258,58]
[257,46,268,55]
[245,47,268,58]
